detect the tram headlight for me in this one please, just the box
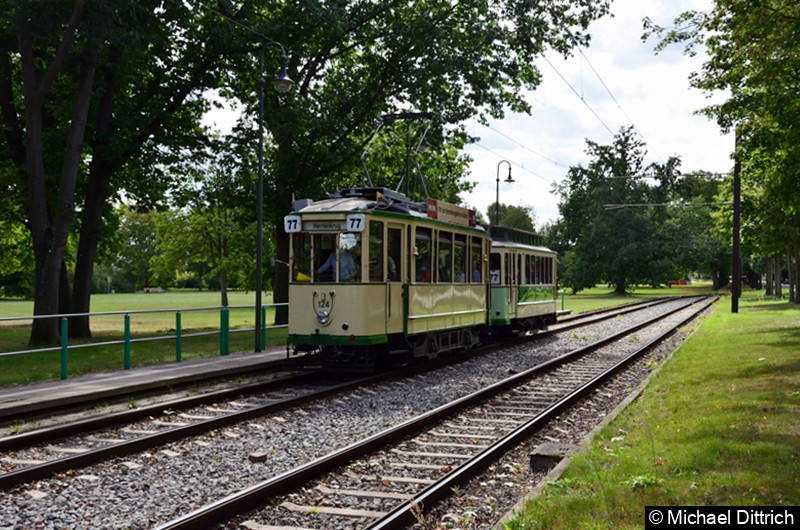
[316,310,331,326]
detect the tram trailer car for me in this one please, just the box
[284,187,557,368]
[486,225,558,334]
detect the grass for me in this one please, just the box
[0,290,285,386]
[560,281,721,314]
[0,282,750,387]
[503,292,800,529]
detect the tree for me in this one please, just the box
[555,128,658,294]
[486,203,537,232]
[644,0,800,299]
[224,0,612,322]
[0,1,268,343]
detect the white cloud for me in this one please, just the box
[462,0,734,227]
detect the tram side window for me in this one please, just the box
[470,237,482,282]
[437,231,452,283]
[415,227,432,282]
[453,234,466,282]
[504,253,512,285]
[489,252,501,285]
[387,227,401,281]
[291,233,311,282]
[369,221,383,282]
[545,256,552,284]
[525,255,533,284]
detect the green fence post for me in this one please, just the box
[220,308,229,356]
[124,313,131,370]
[261,305,267,351]
[561,289,565,311]
[175,311,182,362]
[60,317,69,380]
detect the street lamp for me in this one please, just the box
[495,160,514,225]
[256,42,295,353]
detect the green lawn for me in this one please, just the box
[0,290,284,386]
[559,281,721,314]
[504,292,800,529]
[0,283,747,387]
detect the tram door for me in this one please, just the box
[386,224,404,334]
[505,252,517,318]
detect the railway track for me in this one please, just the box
[0,297,711,528]
[154,296,715,529]
[0,371,386,491]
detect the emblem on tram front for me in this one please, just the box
[312,290,334,326]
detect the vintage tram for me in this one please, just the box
[284,186,557,369]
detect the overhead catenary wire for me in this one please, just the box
[604,201,732,210]
[467,141,554,184]
[541,54,616,138]
[578,49,646,142]
[473,121,571,169]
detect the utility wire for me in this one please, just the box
[478,121,570,169]
[467,141,554,184]
[541,54,616,138]
[578,48,646,142]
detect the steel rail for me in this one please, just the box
[371,296,717,528]
[0,372,388,491]
[554,296,669,323]
[546,296,672,331]
[0,371,316,452]
[154,296,712,530]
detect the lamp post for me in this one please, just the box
[495,160,514,225]
[256,42,294,353]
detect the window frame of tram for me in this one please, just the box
[437,231,452,283]
[291,232,311,282]
[489,252,501,285]
[414,227,432,283]
[369,220,384,282]
[367,221,401,283]
[312,232,362,283]
[453,234,467,283]
[387,226,401,282]
[470,237,482,282]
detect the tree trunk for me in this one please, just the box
[613,276,626,295]
[788,244,795,303]
[765,257,773,296]
[20,9,94,345]
[70,56,120,338]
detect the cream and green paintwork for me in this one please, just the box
[286,200,490,348]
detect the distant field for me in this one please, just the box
[559,281,721,314]
[0,284,725,386]
[0,290,283,386]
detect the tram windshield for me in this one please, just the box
[291,232,362,283]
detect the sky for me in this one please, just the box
[461,0,734,227]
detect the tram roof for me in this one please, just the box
[490,240,555,254]
[292,187,486,232]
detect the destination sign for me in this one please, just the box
[427,199,476,227]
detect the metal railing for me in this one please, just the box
[0,304,288,380]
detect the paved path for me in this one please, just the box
[0,347,286,419]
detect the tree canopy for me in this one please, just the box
[552,127,728,294]
[644,0,800,300]
[1,0,613,343]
